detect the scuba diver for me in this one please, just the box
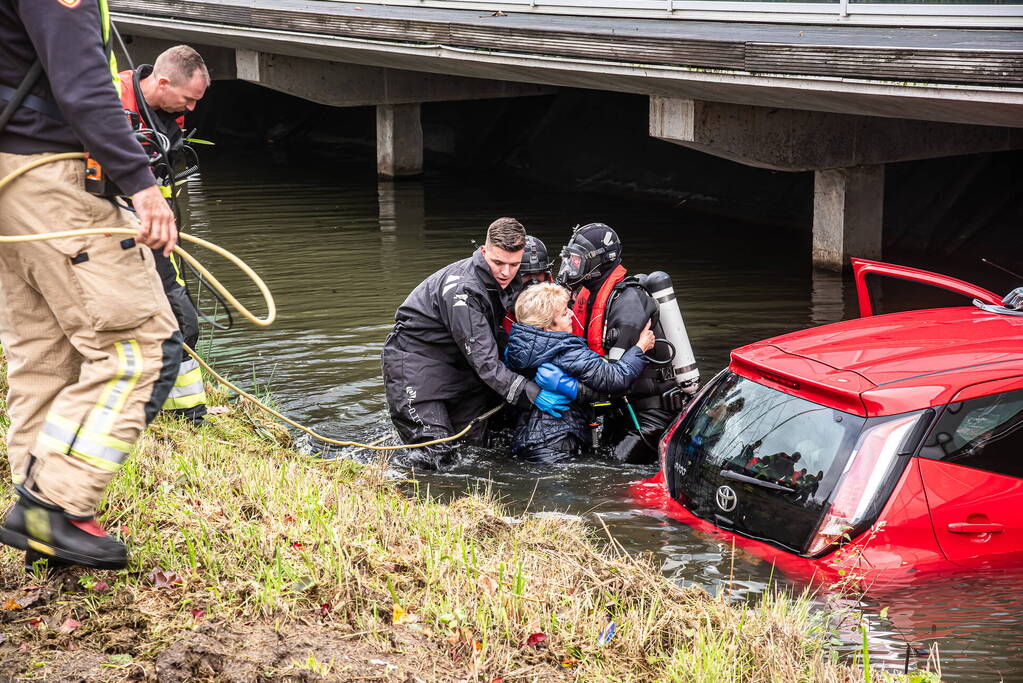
[381,218,571,470]
[554,223,700,463]
[505,282,654,462]
[503,235,553,333]
[118,46,210,425]
[518,235,554,287]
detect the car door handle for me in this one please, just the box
[947,522,1004,534]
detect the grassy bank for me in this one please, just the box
[1,360,900,681]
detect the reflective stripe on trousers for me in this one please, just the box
[162,356,206,411]
[30,339,141,474]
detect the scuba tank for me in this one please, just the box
[598,269,700,412]
[640,271,699,393]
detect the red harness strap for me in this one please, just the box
[570,265,627,355]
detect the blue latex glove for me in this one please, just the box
[534,389,571,418]
[535,362,578,400]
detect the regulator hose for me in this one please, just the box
[0,153,499,454]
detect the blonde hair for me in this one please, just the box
[515,282,570,330]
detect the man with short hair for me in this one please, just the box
[381,218,570,469]
[118,45,210,424]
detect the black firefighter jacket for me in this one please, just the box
[387,249,539,407]
[0,0,153,196]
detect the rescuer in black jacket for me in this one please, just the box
[556,223,677,463]
[381,218,571,470]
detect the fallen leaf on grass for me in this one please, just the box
[4,593,39,610]
[526,632,547,647]
[447,628,482,652]
[283,514,296,524]
[147,569,184,589]
[106,654,133,666]
[477,576,498,596]
[391,603,418,625]
[206,406,231,415]
[190,608,205,621]
[58,618,80,634]
[561,657,580,668]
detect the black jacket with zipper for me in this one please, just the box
[384,249,540,407]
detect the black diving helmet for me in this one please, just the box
[556,223,622,287]
[518,235,553,283]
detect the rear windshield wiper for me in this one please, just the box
[719,469,796,494]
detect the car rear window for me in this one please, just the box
[689,373,862,493]
[668,372,867,552]
[919,389,1023,479]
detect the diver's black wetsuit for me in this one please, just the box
[585,270,676,464]
[381,249,540,468]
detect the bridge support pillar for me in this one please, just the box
[812,165,884,271]
[650,96,1022,270]
[377,104,423,178]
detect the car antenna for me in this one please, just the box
[982,258,1023,282]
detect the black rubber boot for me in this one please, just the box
[400,444,456,471]
[0,490,127,570]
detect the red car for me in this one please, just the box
[646,259,1023,584]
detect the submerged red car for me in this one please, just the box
[652,259,1023,582]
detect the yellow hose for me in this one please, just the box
[185,343,501,452]
[0,153,499,453]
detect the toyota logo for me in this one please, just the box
[715,485,738,512]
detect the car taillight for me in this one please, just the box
[806,412,922,557]
[659,412,685,473]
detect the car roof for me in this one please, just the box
[731,307,1023,416]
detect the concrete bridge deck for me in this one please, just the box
[114,0,1022,85]
[113,0,1023,127]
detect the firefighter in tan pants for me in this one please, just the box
[0,0,181,570]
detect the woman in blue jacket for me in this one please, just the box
[504,283,655,462]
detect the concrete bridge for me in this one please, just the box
[111,0,1023,269]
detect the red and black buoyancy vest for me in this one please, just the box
[570,264,627,355]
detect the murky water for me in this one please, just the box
[181,149,1021,680]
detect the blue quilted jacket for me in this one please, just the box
[504,323,647,458]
